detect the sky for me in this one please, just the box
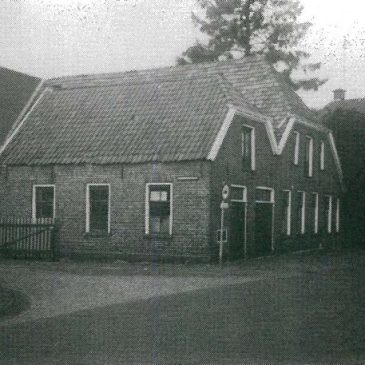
[0,0,365,109]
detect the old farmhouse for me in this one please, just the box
[0,56,343,261]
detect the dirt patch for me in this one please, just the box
[0,286,31,319]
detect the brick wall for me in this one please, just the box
[0,161,212,261]
[211,115,343,258]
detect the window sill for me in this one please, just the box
[84,231,112,238]
[143,233,173,240]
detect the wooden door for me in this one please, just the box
[229,202,246,260]
[254,203,273,256]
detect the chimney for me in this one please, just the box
[333,88,346,101]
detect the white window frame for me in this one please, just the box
[336,198,340,233]
[230,184,248,203]
[297,191,306,234]
[145,183,173,235]
[312,192,319,234]
[320,141,325,170]
[305,136,314,177]
[255,187,275,203]
[86,183,111,234]
[282,190,292,236]
[241,123,256,171]
[325,195,333,233]
[32,184,56,221]
[294,131,300,165]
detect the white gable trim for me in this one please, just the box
[328,132,344,189]
[277,117,296,154]
[0,83,47,157]
[207,106,236,161]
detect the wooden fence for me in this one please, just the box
[0,217,59,261]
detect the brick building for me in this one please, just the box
[0,56,344,261]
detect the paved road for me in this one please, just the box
[0,252,364,364]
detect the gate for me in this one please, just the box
[0,217,59,261]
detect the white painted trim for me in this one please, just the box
[86,183,111,234]
[328,132,344,190]
[264,121,279,155]
[294,131,300,165]
[176,176,199,181]
[230,184,247,202]
[283,190,292,236]
[241,123,256,171]
[145,183,173,235]
[0,83,46,157]
[255,187,275,203]
[325,195,333,233]
[336,198,340,233]
[313,192,319,234]
[277,117,296,154]
[207,106,236,161]
[306,136,314,177]
[244,202,247,258]
[297,191,306,234]
[320,141,325,171]
[32,184,56,221]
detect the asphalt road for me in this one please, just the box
[0,254,364,365]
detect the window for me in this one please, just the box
[281,190,291,235]
[336,198,340,233]
[241,126,255,171]
[324,195,332,233]
[296,191,306,234]
[255,188,274,203]
[230,185,247,203]
[86,184,110,233]
[305,136,314,177]
[294,131,300,165]
[320,141,325,170]
[32,185,55,220]
[146,184,172,235]
[312,193,319,234]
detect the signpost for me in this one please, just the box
[219,185,229,266]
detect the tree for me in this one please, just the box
[177,0,326,90]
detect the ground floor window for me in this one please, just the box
[312,193,319,234]
[324,195,333,233]
[86,184,110,233]
[296,191,306,234]
[146,183,172,235]
[281,190,291,235]
[33,185,55,220]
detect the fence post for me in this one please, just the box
[51,222,59,262]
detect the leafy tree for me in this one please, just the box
[178,0,326,90]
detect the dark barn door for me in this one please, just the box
[254,203,273,256]
[229,202,246,260]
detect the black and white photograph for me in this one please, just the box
[0,0,364,364]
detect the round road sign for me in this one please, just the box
[222,184,230,200]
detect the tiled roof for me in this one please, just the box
[0,67,40,146]
[324,98,365,115]
[0,56,320,165]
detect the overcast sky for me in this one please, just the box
[1,0,365,109]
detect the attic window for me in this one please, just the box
[241,125,255,171]
[294,131,300,165]
[320,141,325,170]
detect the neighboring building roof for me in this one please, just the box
[0,67,41,146]
[323,98,365,115]
[0,56,326,166]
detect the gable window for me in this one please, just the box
[86,184,110,234]
[305,136,314,177]
[281,190,291,235]
[312,193,319,234]
[320,141,325,170]
[146,183,172,235]
[294,131,300,165]
[296,191,306,234]
[241,125,255,171]
[32,185,55,220]
[324,195,333,233]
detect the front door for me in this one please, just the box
[254,203,273,256]
[229,202,246,260]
